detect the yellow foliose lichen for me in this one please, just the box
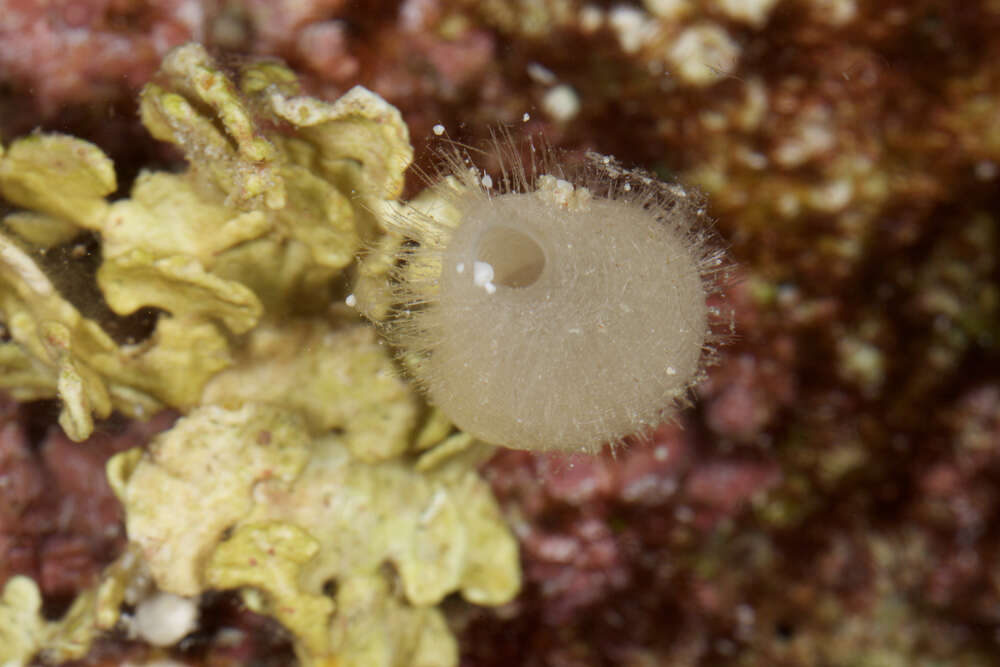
[140,43,286,211]
[326,573,458,667]
[108,404,312,596]
[112,403,519,666]
[0,576,48,666]
[0,230,235,437]
[99,249,264,335]
[112,43,410,318]
[1,211,81,248]
[245,433,520,610]
[0,41,414,438]
[202,320,421,462]
[0,575,107,666]
[205,521,334,657]
[0,133,116,232]
[0,41,521,667]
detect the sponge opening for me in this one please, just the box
[475,226,546,288]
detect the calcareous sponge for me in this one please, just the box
[381,136,729,453]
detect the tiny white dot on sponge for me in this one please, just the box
[473,261,496,294]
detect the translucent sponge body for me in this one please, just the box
[382,139,729,453]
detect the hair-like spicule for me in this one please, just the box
[382,132,731,454]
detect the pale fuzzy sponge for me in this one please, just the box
[384,134,729,453]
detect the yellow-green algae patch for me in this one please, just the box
[108,404,518,666]
[0,133,116,231]
[0,42,520,667]
[0,41,413,440]
[202,321,421,462]
[0,231,231,438]
[206,522,335,657]
[0,545,159,666]
[109,404,313,596]
[0,577,48,666]
[0,576,108,665]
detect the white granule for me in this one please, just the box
[481,172,494,188]
[526,62,556,85]
[536,174,592,210]
[667,24,741,87]
[473,261,496,294]
[810,0,857,26]
[345,293,357,307]
[542,84,581,122]
[608,5,654,54]
[432,123,445,135]
[133,592,198,647]
[975,161,998,181]
[772,107,835,167]
[643,0,690,20]
[808,178,853,212]
[713,0,780,27]
[579,5,604,32]
[523,112,531,122]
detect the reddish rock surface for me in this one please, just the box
[0,406,175,604]
[2,0,1000,665]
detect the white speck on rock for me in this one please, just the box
[432,123,445,135]
[667,24,741,87]
[609,5,654,54]
[809,178,853,212]
[975,161,998,181]
[527,62,557,84]
[134,592,199,647]
[810,0,857,26]
[645,0,691,18]
[542,84,581,122]
[713,0,780,27]
[773,106,836,167]
[579,5,604,32]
